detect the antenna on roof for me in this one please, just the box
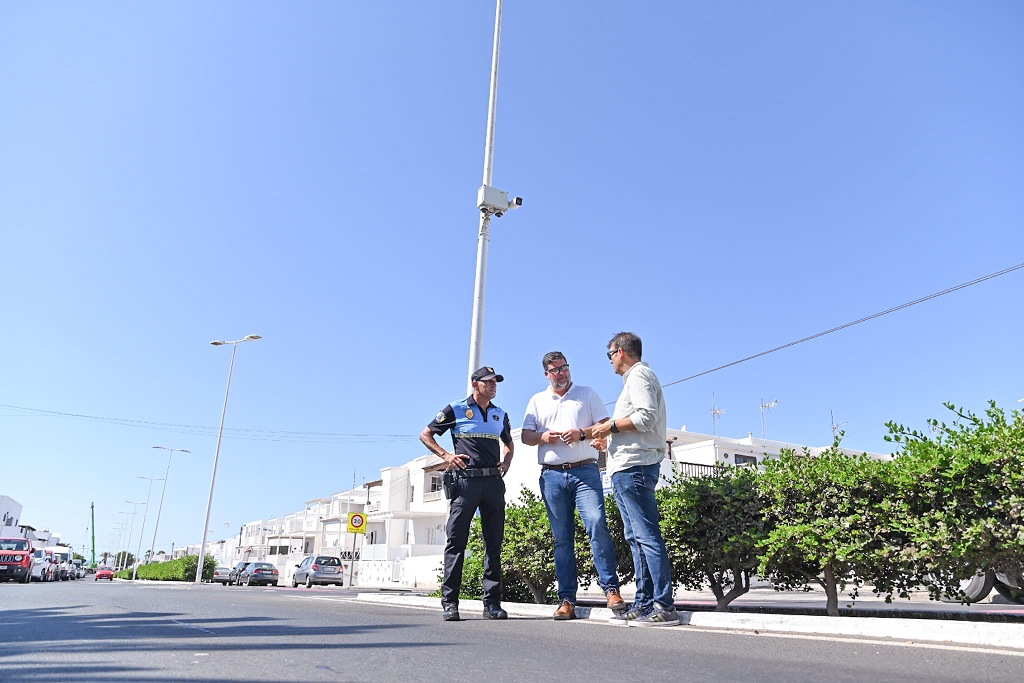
[711,393,726,436]
[760,398,779,439]
[830,409,847,442]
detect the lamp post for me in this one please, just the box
[194,334,262,584]
[148,446,189,571]
[132,476,163,580]
[123,502,143,572]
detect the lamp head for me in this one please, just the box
[243,335,262,341]
[210,341,226,346]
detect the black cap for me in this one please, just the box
[471,366,504,383]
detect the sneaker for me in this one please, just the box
[608,604,645,626]
[631,603,680,627]
[552,599,576,621]
[606,588,627,614]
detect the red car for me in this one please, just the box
[94,566,114,581]
[0,538,34,583]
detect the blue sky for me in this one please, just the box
[2,1,1021,561]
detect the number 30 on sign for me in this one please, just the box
[347,513,366,534]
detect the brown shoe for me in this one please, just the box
[552,599,576,620]
[606,588,627,613]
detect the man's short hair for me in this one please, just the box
[608,332,642,360]
[542,351,566,371]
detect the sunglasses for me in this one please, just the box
[606,348,620,360]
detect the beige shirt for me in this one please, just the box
[607,362,667,476]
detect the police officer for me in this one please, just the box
[420,366,514,621]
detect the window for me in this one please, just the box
[429,475,442,493]
[735,454,758,466]
[410,486,415,503]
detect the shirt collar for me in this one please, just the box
[622,362,648,383]
[548,382,574,399]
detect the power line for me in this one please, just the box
[661,262,1024,390]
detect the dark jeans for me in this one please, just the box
[611,463,673,609]
[441,475,506,607]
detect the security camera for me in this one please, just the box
[477,185,524,216]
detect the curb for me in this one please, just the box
[355,593,1024,650]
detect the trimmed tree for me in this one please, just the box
[886,401,1024,601]
[758,439,915,616]
[658,465,767,611]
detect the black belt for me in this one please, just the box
[456,468,501,478]
[542,459,597,471]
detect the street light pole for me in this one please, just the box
[123,502,143,572]
[194,334,262,584]
[149,447,189,569]
[466,0,508,393]
[132,476,163,581]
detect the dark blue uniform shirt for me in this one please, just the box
[428,396,513,469]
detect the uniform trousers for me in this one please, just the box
[441,474,506,607]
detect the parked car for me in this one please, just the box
[30,549,51,582]
[292,555,346,588]
[94,566,114,581]
[227,561,250,586]
[236,562,279,587]
[211,566,232,585]
[0,538,34,583]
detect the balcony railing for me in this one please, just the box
[669,461,725,478]
[423,490,444,503]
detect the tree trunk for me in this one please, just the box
[823,563,840,617]
[521,575,547,604]
[716,568,750,611]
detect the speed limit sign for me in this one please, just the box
[347,513,366,534]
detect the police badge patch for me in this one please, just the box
[436,411,445,422]
[465,409,474,419]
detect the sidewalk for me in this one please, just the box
[354,592,1024,651]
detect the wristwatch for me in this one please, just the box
[579,429,586,441]
[610,421,619,434]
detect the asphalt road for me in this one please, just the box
[2,580,1022,682]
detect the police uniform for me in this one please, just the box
[427,381,513,611]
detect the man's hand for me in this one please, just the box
[498,458,512,477]
[443,452,470,470]
[540,431,563,445]
[590,421,613,440]
[559,429,583,445]
[590,437,608,451]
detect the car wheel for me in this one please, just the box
[271,582,278,587]
[245,575,252,586]
[939,570,995,603]
[994,582,1024,605]
[291,576,298,588]
[306,575,313,589]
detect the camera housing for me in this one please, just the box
[477,185,523,217]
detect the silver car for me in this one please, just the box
[291,555,345,588]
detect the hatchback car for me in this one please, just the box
[95,566,114,581]
[236,562,279,586]
[292,555,345,588]
[211,566,232,585]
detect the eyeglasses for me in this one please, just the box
[546,365,570,375]
[606,348,620,360]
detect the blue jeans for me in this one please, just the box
[539,463,620,603]
[611,463,673,610]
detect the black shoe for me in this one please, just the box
[482,604,508,620]
[442,605,460,622]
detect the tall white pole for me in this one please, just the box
[148,447,188,573]
[195,343,238,584]
[466,0,504,393]
[132,478,160,581]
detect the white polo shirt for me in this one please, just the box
[522,383,609,465]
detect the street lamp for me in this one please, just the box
[132,476,163,581]
[194,334,262,584]
[123,502,143,572]
[148,446,190,570]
